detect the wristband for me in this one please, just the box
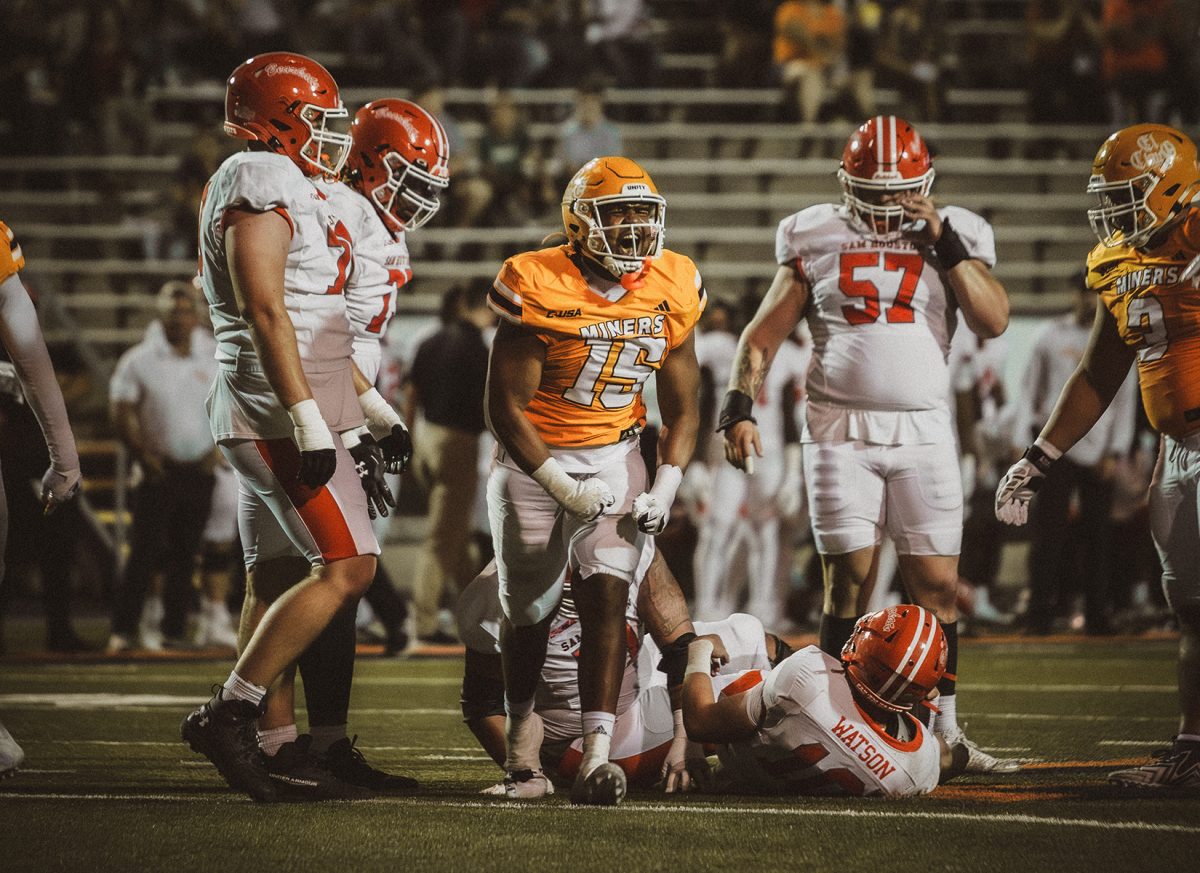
[530,457,575,504]
[672,707,686,737]
[288,398,323,429]
[1024,438,1062,475]
[933,219,970,270]
[656,631,698,687]
[339,425,371,450]
[717,390,756,433]
[684,639,715,678]
[358,387,402,435]
[650,464,683,505]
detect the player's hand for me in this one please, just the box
[41,466,81,515]
[994,457,1043,525]
[678,462,713,517]
[632,464,682,534]
[346,432,395,519]
[662,740,712,793]
[698,633,730,671]
[288,399,337,489]
[563,476,615,522]
[888,192,943,246]
[378,422,413,474]
[723,420,762,474]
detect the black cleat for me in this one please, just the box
[321,735,419,793]
[266,735,375,801]
[180,688,277,802]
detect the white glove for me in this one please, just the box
[678,462,713,517]
[41,466,81,514]
[531,457,614,521]
[632,464,683,535]
[774,444,804,518]
[661,709,711,793]
[995,440,1060,526]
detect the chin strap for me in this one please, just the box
[619,259,652,290]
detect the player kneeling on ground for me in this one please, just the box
[683,605,967,797]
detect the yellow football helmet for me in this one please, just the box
[561,156,666,280]
[1087,124,1200,248]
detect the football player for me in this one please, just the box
[458,547,782,793]
[683,605,964,797]
[0,219,84,779]
[720,116,1017,773]
[485,156,705,804]
[996,124,1200,790]
[234,98,444,796]
[180,53,401,802]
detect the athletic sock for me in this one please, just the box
[1176,733,1200,745]
[819,614,858,657]
[935,620,959,735]
[257,723,298,756]
[504,695,535,719]
[298,603,357,729]
[221,671,266,707]
[309,724,348,755]
[579,711,616,776]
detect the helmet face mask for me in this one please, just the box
[840,605,947,714]
[562,157,666,281]
[371,151,449,231]
[1086,125,1200,249]
[838,115,934,242]
[223,53,352,179]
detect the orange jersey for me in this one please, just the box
[1087,211,1200,438]
[490,246,706,448]
[0,221,26,284]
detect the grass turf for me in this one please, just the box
[0,639,1195,872]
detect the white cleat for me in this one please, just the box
[481,768,556,799]
[938,725,1021,774]
[0,721,26,779]
[570,762,627,806]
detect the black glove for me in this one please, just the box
[298,448,337,489]
[379,422,414,474]
[349,434,395,519]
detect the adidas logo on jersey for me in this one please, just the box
[654,300,671,313]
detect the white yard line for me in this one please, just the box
[1098,740,1167,747]
[0,793,1195,834]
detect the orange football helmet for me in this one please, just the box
[223,52,351,178]
[841,605,947,713]
[1087,124,1200,249]
[345,99,450,233]
[838,115,935,241]
[562,156,666,281]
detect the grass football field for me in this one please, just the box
[0,637,1195,872]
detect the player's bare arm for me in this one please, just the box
[111,400,163,478]
[895,192,1009,338]
[485,319,552,474]
[722,265,810,471]
[654,330,701,470]
[225,207,313,408]
[996,299,1135,525]
[681,637,757,743]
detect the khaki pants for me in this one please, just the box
[413,421,481,638]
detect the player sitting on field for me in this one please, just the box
[683,605,967,797]
[457,547,792,792]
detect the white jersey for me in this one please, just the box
[717,646,941,798]
[315,180,412,380]
[198,151,355,373]
[753,338,810,452]
[776,203,996,445]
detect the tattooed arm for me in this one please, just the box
[721,265,810,471]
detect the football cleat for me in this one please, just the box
[320,735,418,793]
[1109,739,1200,790]
[266,735,374,801]
[937,725,1021,774]
[569,762,627,806]
[481,768,555,799]
[0,721,25,779]
[180,689,277,802]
